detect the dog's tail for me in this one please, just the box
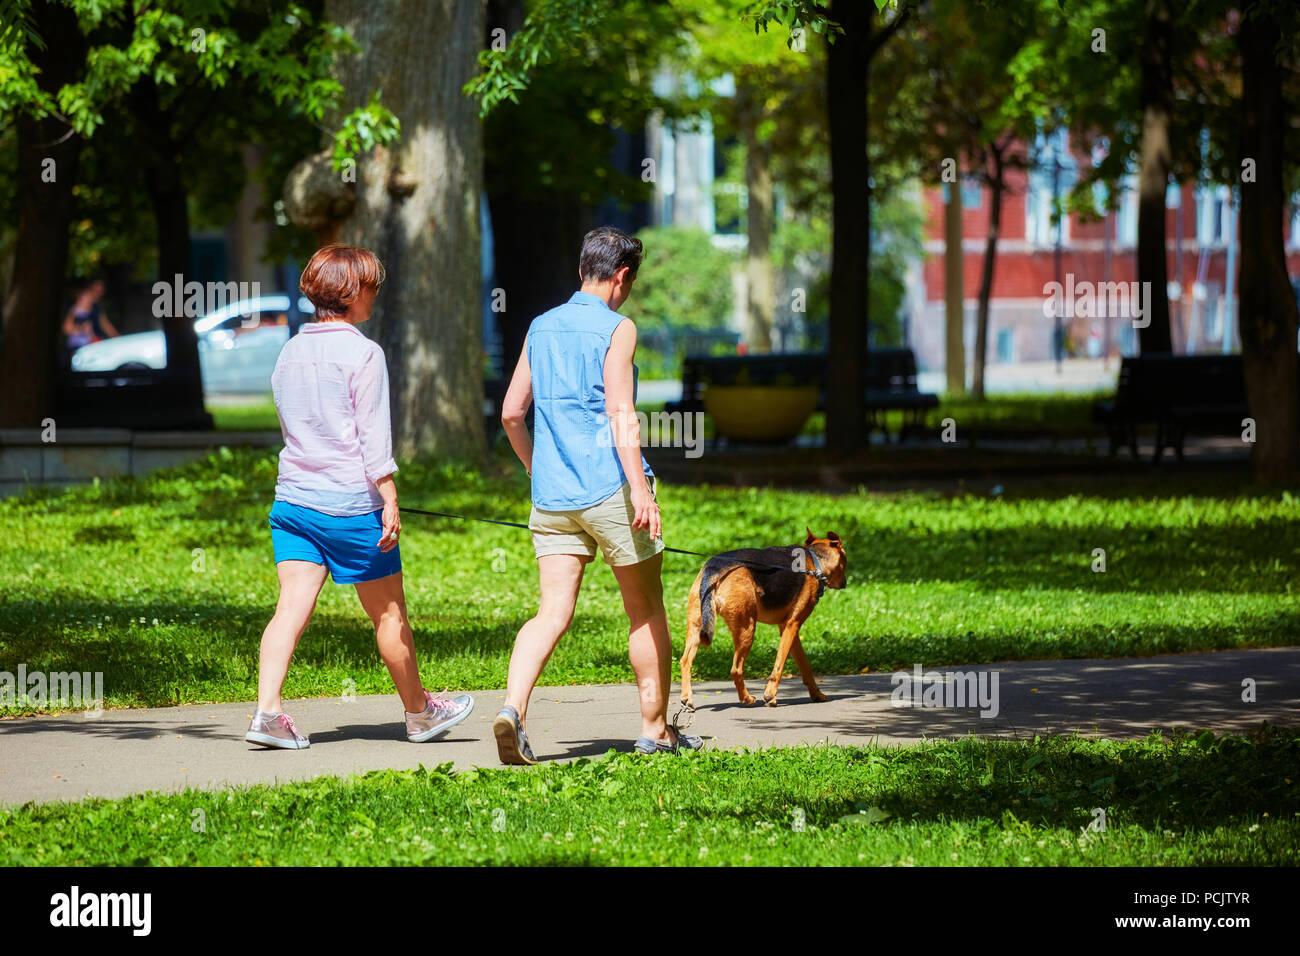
[697,558,735,647]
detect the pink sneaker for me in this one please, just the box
[245,710,310,750]
[405,690,475,742]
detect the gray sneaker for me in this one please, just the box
[492,705,537,766]
[634,725,704,755]
[406,689,474,742]
[246,710,309,750]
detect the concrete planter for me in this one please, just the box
[703,385,818,442]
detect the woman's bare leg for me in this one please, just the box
[503,553,588,726]
[257,560,329,713]
[354,571,426,713]
[611,552,673,742]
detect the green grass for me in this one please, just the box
[926,391,1109,433]
[799,391,1109,439]
[208,397,279,431]
[2,732,1295,865]
[1,445,1297,714]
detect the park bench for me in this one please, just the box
[51,369,215,430]
[1091,354,1250,463]
[666,347,938,442]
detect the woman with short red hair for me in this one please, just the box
[245,244,473,749]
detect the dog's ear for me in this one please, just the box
[827,531,843,549]
[804,526,816,545]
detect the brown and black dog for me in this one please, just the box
[679,529,847,709]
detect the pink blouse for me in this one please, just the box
[271,322,397,516]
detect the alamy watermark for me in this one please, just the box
[49,886,150,936]
[152,274,261,319]
[1,666,104,715]
[890,664,1000,718]
[599,406,705,459]
[1042,274,1154,329]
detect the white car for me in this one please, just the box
[69,295,316,394]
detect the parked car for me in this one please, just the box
[69,294,315,394]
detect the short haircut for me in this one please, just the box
[299,244,386,320]
[578,227,643,282]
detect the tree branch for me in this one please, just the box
[867,4,914,59]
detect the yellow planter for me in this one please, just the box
[704,385,818,442]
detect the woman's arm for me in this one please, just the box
[352,348,401,550]
[604,318,659,539]
[500,337,534,475]
[98,311,119,338]
[62,307,78,336]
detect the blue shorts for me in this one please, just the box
[268,500,401,584]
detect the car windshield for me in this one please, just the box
[194,296,314,335]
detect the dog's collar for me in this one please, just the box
[805,545,828,599]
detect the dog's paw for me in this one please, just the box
[739,693,757,706]
[679,696,696,712]
[810,690,829,703]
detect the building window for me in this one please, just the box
[1117,322,1138,356]
[1026,127,1075,247]
[940,177,983,210]
[1203,285,1223,341]
[1117,175,1138,245]
[1289,195,1300,249]
[995,327,1015,364]
[1197,185,1231,246]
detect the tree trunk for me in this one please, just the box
[824,0,871,453]
[944,177,965,394]
[1237,7,1299,482]
[972,158,1004,402]
[0,3,84,428]
[327,0,486,461]
[134,79,206,415]
[739,78,774,353]
[1136,0,1174,354]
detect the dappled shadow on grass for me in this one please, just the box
[0,596,520,661]
[0,596,524,709]
[832,732,1298,834]
[666,731,1300,837]
[4,592,1299,713]
[827,519,1300,594]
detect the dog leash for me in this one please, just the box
[398,506,706,556]
[399,506,833,587]
[401,504,832,736]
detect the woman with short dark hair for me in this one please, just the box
[495,226,702,763]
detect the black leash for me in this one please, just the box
[398,506,706,556]
[398,507,831,592]
[400,504,832,738]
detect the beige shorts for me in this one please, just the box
[530,477,664,567]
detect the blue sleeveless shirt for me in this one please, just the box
[528,291,654,510]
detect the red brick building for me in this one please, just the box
[910,132,1300,376]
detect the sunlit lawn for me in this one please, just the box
[3,732,1295,866]
[1,445,1296,714]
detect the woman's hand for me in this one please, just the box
[630,482,661,540]
[374,474,401,551]
[378,499,401,551]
